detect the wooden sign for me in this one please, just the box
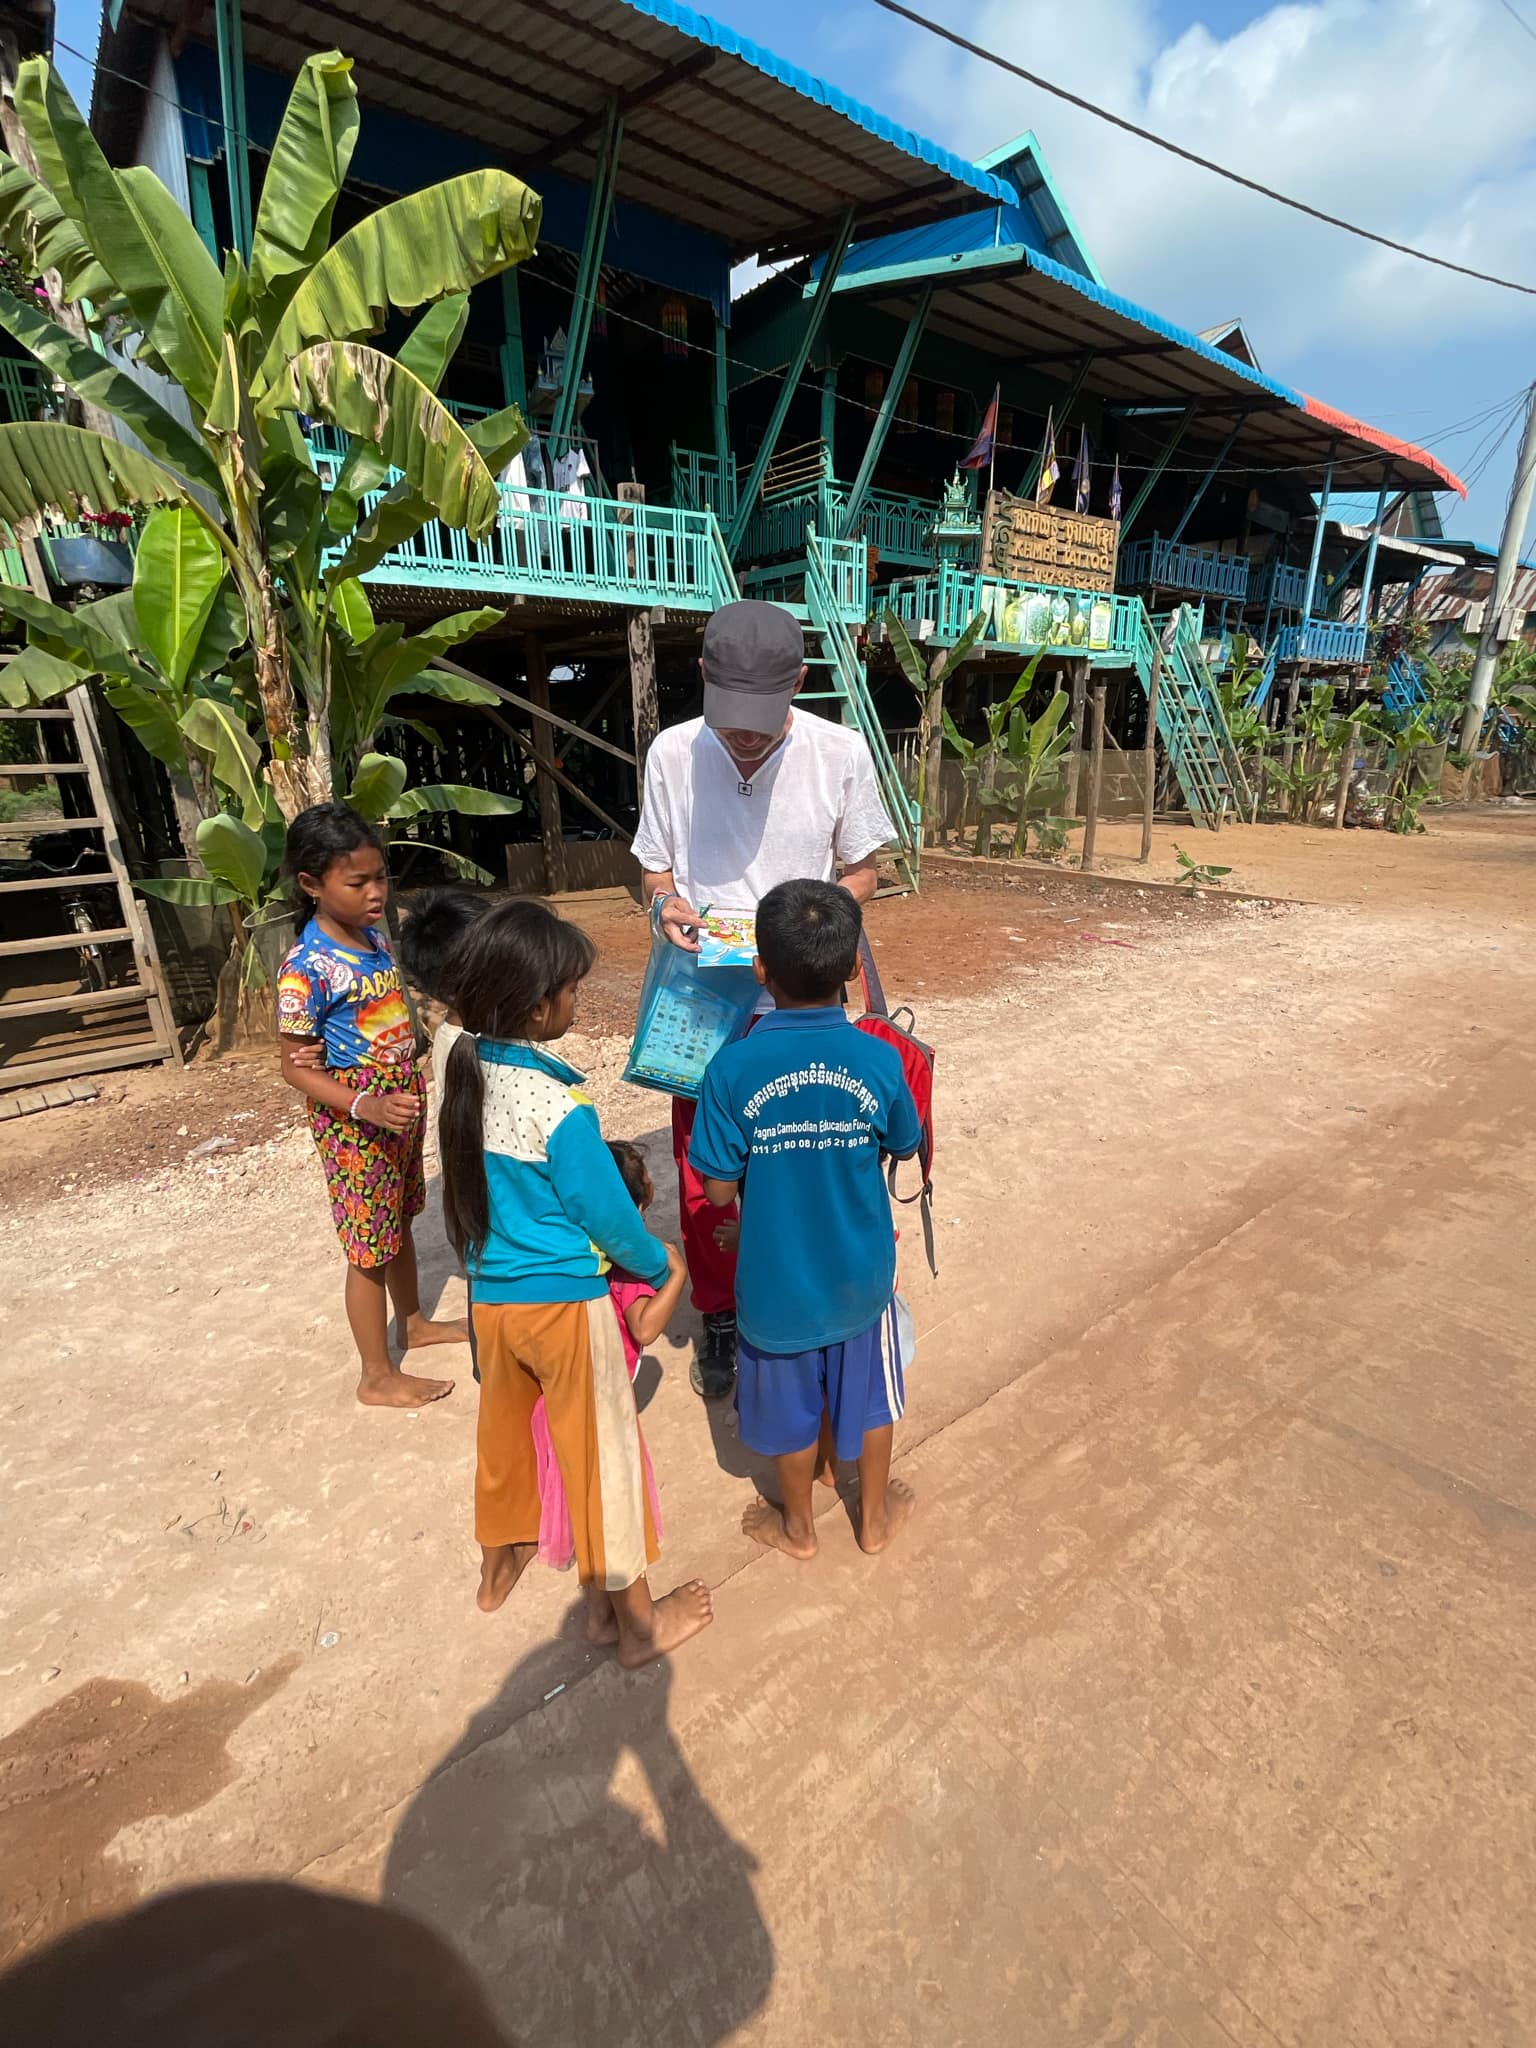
[980,489,1120,589]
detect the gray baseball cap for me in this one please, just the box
[700,600,805,735]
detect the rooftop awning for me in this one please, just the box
[94,0,1008,260]
[814,240,1465,497]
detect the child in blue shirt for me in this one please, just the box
[690,879,922,1561]
[438,897,711,1667]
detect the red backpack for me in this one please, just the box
[854,934,937,1276]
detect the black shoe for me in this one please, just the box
[690,1311,738,1399]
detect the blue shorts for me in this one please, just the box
[736,1299,905,1461]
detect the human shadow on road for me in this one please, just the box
[383,1612,774,2046]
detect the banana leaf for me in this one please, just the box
[133,505,227,688]
[0,287,218,490]
[197,811,269,901]
[102,677,184,771]
[136,874,241,907]
[2,640,80,704]
[0,421,194,535]
[248,50,360,320]
[325,481,432,586]
[325,293,475,515]
[275,342,502,537]
[180,697,266,826]
[388,782,521,818]
[348,750,409,820]
[256,169,541,393]
[0,152,123,316]
[17,60,224,408]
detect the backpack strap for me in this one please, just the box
[857,929,889,1020]
[886,1145,937,1277]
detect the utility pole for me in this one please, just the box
[1461,382,1536,754]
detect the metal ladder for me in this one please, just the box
[1132,603,1248,829]
[0,681,178,1092]
[803,530,921,890]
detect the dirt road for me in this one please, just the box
[3,811,1535,2042]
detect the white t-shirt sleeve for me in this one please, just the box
[834,735,897,866]
[630,743,676,877]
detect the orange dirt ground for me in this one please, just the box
[2,805,1534,2044]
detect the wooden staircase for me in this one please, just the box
[0,681,178,1092]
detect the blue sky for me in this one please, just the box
[52,0,1536,542]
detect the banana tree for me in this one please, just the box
[985,684,1072,857]
[0,51,540,822]
[945,649,1047,856]
[884,605,987,843]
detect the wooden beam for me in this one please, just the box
[1119,405,1196,542]
[1167,413,1248,546]
[627,608,659,779]
[727,208,856,557]
[840,286,933,536]
[525,636,566,896]
[1080,674,1107,871]
[548,99,622,458]
[533,49,715,168]
[429,657,636,766]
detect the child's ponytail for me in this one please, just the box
[438,895,596,1267]
[439,1028,489,1264]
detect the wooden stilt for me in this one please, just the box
[1141,645,1162,863]
[626,607,660,781]
[1066,660,1088,814]
[1081,674,1107,871]
[525,635,566,896]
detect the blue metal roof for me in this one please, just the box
[619,0,1010,208]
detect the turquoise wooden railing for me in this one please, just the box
[1275,619,1368,665]
[737,536,868,623]
[876,564,1140,662]
[1120,534,1251,603]
[329,482,731,613]
[737,480,939,569]
[671,445,738,522]
[1251,559,1309,612]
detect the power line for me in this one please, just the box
[1497,0,1536,46]
[871,0,1536,300]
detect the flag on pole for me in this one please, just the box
[958,383,999,471]
[1109,457,1123,523]
[1035,408,1059,505]
[1072,426,1091,514]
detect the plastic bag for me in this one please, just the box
[623,909,759,1101]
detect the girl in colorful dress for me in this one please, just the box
[277,804,467,1410]
[439,897,712,1665]
[528,1139,685,1570]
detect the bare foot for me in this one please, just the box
[357,1366,454,1408]
[584,1583,620,1646]
[858,1477,916,1555]
[741,1496,818,1561]
[477,1543,535,1613]
[616,1581,714,1669]
[402,1312,470,1350]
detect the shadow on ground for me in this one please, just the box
[383,1609,774,2045]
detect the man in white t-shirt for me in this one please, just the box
[631,599,895,1398]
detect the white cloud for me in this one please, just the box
[886,0,1536,359]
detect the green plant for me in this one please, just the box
[944,647,1048,856]
[986,683,1072,857]
[1028,813,1072,858]
[885,605,986,839]
[0,50,540,828]
[1174,845,1233,891]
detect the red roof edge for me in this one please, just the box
[1300,394,1466,497]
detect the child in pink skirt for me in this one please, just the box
[530,1140,687,1569]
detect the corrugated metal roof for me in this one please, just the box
[94,0,1006,259]
[815,235,1465,496]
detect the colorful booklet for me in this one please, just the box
[695,909,756,969]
